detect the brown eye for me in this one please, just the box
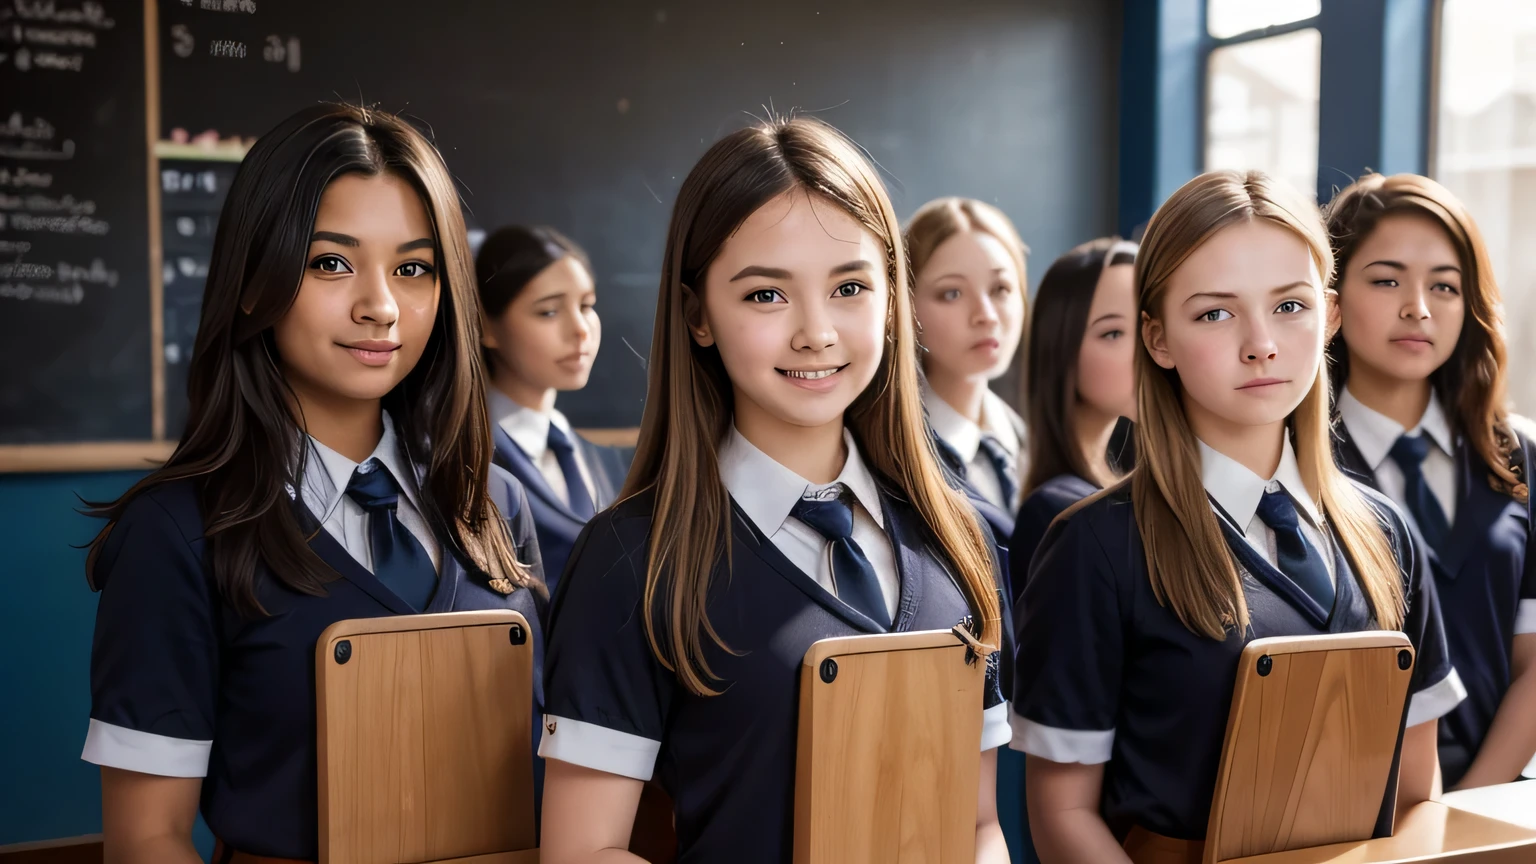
[395,262,434,278]
[309,254,351,273]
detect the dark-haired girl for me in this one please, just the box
[1325,172,1535,788]
[477,225,632,587]
[80,104,546,863]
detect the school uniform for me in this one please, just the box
[1334,387,1536,785]
[488,388,631,591]
[540,427,1010,863]
[924,384,1027,515]
[81,414,548,861]
[1010,436,1464,842]
[1010,473,1099,609]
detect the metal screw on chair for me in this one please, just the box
[1398,649,1413,670]
[510,623,527,645]
[334,640,352,665]
[820,658,838,683]
[1256,654,1272,676]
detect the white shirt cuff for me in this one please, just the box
[1007,709,1114,764]
[1514,600,1536,636]
[80,719,211,778]
[980,703,1011,751]
[537,715,660,781]
[1406,667,1468,727]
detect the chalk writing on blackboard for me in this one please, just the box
[209,39,245,58]
[9,1,115,28]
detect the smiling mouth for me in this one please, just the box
[779,365,847,380]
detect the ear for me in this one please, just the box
[1141,310,1176,370]
[1324,288,1341,340]
[681,283,715,347]
[479,310,499,350]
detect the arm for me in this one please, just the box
[540,759,648,864]
[1452,633,1536,788]
[975,748,1009,863]
[1396,720,1441,813]
[100,768,202,864]
[1025,757,1129,864]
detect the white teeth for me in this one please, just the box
[785,367,840,380]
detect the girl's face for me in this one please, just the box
[1143,219,1334,436]
[1337,213,1465,385]
[483,256,600,393]
[912,230,1025,382]
[272,172,441,410]
[1076,262,1138,421]
[693,190,888,434]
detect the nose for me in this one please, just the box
[354,268,399,328]
[1400,284,1431,320]
[972,292,1000,328]
[571,307,594,342]
[1241,317,1277,363]
[792,296,838,353]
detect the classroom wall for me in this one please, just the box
[0,0,1122,849]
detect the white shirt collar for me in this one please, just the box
[1337,386,1455,471]
[488,387,573,461]
[1198,435,1321,529]
[718,424,885,537]
[922,385,1021,462]
[301,412,424,523]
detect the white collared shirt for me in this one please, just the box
[1337,387,1458,524]
[298,412,440,573]
[1199,437,1335,584]
[489,387,596,509]
[923,385,1025,512]
[718,425,900,620]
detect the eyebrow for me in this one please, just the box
[1362,259,1461,274]
[729,260,875,282]
[1088,312,1127,326]
[1182,281,1311,305]
[933,267,1009,281]
[310,231,435,255]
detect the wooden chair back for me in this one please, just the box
[316,611,539,864]
[793,629,988,864]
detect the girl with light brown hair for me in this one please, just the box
[1325,172,1536,789]
[537,117,1011,863]
[1010,170,1461,862]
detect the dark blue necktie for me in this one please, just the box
[547,423,595,519]
[1388,433,1451,558]
[791,485,890,628]
[345,459,437,611]
[1255,489,1335,612]
[977,434,1019,508]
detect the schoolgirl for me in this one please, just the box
[80,104,547,863]
[1012,171,1462,862]
[537,117,1011,863]
[477,225,633,586]
[1325,172,1536,788]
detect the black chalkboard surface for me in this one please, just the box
[0,0,151,445]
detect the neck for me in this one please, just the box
[289,386,384,464]
[733,395,848,485]
[1072,403,1120,487]
[925,366,989,426]
[492,366,557,414]
[1344,357,1433,430]
[1184,393,1286,480]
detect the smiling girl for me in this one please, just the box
[1011,171,1461,863]
[80,104,546,864]
[1325,172,1536,789]
[537,117,1010,864]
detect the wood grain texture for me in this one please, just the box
[793,631,986,864]
[1206,633,1415,863]
[1440,782,1536,830]
[316,612,536,864]
[1223,801,1536,863]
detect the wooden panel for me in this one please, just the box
[1441,782,1536,830]
[432,851,539,864]
[793,630,986,864]
[317,612,536,864]
[0,837,102,864]
[1224,801,1536,863]
[574,428,638,448]
[1207,634,1415,863]
[0,441,175,473]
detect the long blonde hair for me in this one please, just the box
[624,117,1002,696]
[1133,170,1404,639]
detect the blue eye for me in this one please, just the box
[1199,309,1233,322]
[747,289,782,304]
[940,288,961,301]
[1276,300,1307,314]
[395,261,434,278]
[1102,329,1123,340]
[834,282,865,298]
[310,254,351,274]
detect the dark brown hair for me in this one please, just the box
[1324,172,1524,501]
[475,225,591,369]
[1022,237,1136,495]
[626,116,1001,695]
[86,103,537,614]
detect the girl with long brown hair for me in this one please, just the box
[1325,172,1536,788]
[1011,171,1461,862]
[80,104,546,863]
[537,117,1010,863]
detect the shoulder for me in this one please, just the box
[1344,477,1418,576]
[567,487,657,574]
[1021,475,1098,523]
[1034,478,1137,572]
[93,479,209,589]
[487,462,529,521]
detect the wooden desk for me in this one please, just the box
[1441,782,1536,830]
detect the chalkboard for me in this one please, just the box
[0,0,151,446]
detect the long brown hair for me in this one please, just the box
[1023,237,1137,495]
[625,117,1002,695]
[86,103,537,614]
[1133,170,1403,639]
[1324,172,1524,502]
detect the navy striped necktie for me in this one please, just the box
[791,485,889,628]
[345,459,437,611]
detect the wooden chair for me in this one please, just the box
[1129,631,1536,864]
[315,611,540,864]
[793,629,990,864]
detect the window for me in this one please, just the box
[1207,0,1322,40]
[1435,0,1536,413]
